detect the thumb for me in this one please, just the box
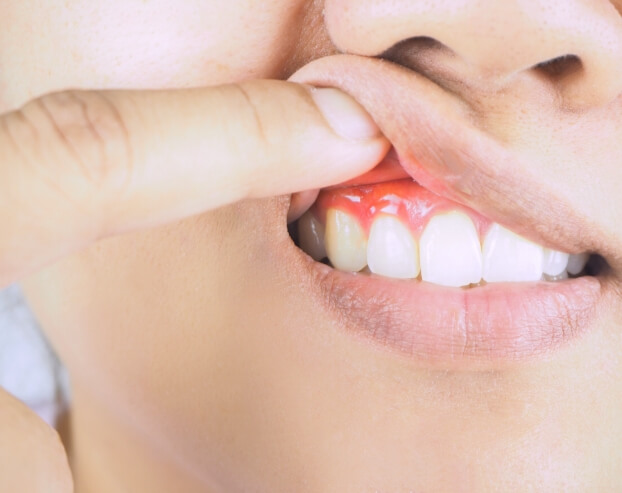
[0,81,388,285]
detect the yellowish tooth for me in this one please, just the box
[567,253,589,275]
[324,208,368,272]
[297,211,326,261]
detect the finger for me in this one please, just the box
[0,389,72,492]
[0,81,389,285]
[288,189,320,223]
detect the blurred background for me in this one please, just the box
[0,285,69,427]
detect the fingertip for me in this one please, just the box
[288,189,320,223]
[310,87,383,141]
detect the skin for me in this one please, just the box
[1,0,622,491]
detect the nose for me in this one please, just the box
[324,0,622,108]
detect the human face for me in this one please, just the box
[7,1,622,491]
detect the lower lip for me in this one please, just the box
[307,260,603,369]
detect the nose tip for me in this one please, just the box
[325,0,622,109]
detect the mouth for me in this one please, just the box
[285,54,617,369]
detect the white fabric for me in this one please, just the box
[0,285,69,426]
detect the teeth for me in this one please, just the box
[324,208,368,272]
[482,224,543,282]
[567,253,590,275]
[367,215,420,279]
[301,206,589,286]
[419,212,483,287]
[297,211,327,261]
[542,249,569,276]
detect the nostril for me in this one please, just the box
[379,36,467,93]
[533,54,583,81]
[379,36,455,72]
[381,36,448,58]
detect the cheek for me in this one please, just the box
[1,0,304,109]
[20,198,295,465]
[22,195,365,486]
[21,199,286,393]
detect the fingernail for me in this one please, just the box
[310,87,382,141]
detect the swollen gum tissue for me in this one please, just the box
[312,179,492,239]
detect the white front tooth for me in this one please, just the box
[324,208,368,272]
[482,224,544,282]
[542,249,569,276]
[297,211,327,261]
[567,253,589,275]
[420,211,482,287]
[367,215,420,279]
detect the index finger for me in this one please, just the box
[0,82,388,287]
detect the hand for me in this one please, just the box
[0,80,388,491]
[0,388,72,492]
[0,81,388,288]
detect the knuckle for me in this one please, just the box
[231,82,272,158]
[231,79,308,162]
[35,90,134,194]
[4,90,134,205]
[0,91,134,237]
[0,91,135,239]
[230,81,303,196]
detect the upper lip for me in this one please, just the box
[290,54,616,268]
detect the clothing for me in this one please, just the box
[0,285,69,427]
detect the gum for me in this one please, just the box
[311,179,493,239]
